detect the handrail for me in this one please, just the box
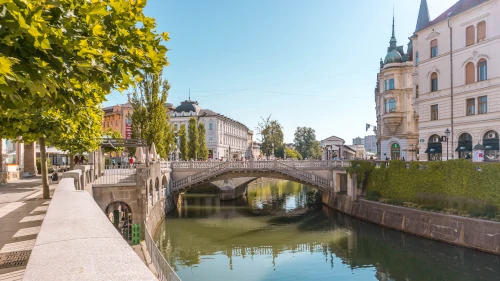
[144,222,182,281]
[171,160,332,192]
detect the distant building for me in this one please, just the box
[102,101,133,139]
[348,145,367,159]
[352,137,365,146]
[170,100,253,160]
[364,135,377,153]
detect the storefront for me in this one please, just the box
[456,133,473,160]
[483,130,499,162]
[425,135,442,161]
[390,143,400,160]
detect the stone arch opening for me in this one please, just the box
[155,177,160,202]
[149,179,153,207]
[162,175,167,197]
[105,201,132,240]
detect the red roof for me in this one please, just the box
[423,0,488,30]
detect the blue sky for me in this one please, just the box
[104,0,458,143]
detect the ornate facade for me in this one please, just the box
[375,15,418,160]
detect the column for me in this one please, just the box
[23,142,37,176]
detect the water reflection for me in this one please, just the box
[155,180,500,281]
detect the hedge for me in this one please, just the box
[347,159,500,209]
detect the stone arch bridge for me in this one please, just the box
[170,160,353,195]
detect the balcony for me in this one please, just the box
[382,112,403,134]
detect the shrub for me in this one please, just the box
[366,190,381,201]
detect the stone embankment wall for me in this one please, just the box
[24,178,157,281]
[323,193,500,255]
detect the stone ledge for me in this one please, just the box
[24,178,157,281]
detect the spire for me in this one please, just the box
[415,0,430,32]
[188,88,191,101]
[389,8,397,49]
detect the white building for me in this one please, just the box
[412,0,500,161]
[170,100,253,160]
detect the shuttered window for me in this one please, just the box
[477,21,486,42]
[430,40,438,58]
[465,62,475,84]
[431,72,438,92]
[466,25,475,46]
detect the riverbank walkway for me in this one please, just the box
[0,177,57,281]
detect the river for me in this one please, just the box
[155,180,500,281]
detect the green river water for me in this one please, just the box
[155,180,500,281]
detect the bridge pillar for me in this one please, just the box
[347,173,357,201]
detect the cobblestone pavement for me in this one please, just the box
[0,177,57,281]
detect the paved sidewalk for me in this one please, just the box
[0,177,58,281]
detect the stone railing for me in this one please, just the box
[24,178,157,281]
[171,161,333,192]
[171,160,350,170]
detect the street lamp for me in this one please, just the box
[445,128,450,160]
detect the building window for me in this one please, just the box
[465,62,475,84]
[478,59,487,81]
[209,138,213,144]
[426,134,442,161]
[415,51,419,66]
[430,39,438,58]
[479,96,487,114]
[483,130,499,162]
[466,98,475,116]
[477,21,486,42]
[431,72,438,92]
[466,25,475,46]
[431,104,438,120]
[457,133,473,159]
[385,78,395,90]
[388,98,396,113]
[209,123,213,130]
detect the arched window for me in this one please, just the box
[388,98,396,113]
[457,133,473,159]
[466,25,475,46]
[477,21,486,42]
[465,62,475,84]
[483,130,499,162]
[430,39,438,58]
[478,59,487,81]
[426,134,442,161]
[431,72,438,91]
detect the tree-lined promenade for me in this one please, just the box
[0,0,169,199]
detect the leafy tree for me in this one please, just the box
[178,124,188,160]
[187,117,199,160]
[0,0,169,199]
[294,127,322,159]
[285,148,303,160]
[198,122,208,160]
[130,73,174,159]
[257,115,284,158]
[102,128,123,154]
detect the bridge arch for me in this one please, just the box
[162,175,167,198]
[105,201,132,239]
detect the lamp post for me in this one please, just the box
[409,144,414,161]
[445,128,450,160]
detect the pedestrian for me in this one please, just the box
[51,170,59,182]
[80,155,85,165]
[129,156,133,169]
[402,157,406,161]
[74,155,80,165]
[112,158,116,167]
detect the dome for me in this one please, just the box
[174,100,201,114]
[384,49,402,64]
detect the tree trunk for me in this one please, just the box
[39,137,50,199]
[69,153,74,170]
[0,140,3,172]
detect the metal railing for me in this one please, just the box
[171,160,333,192]
[171,160,351,170]
[144,224,181,281]
[93,165,137,185]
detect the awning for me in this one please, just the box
[483,139,499,150]
[425,143,442,153]
[455,141,472,152]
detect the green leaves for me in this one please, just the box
[188,117,199,160]
[198,122,208,160]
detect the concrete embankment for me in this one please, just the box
[23,178,157,281]
[323,193,500,255]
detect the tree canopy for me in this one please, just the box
[198,122,208,160]
[130,72,174,159]
[294,127,322,159]
[187,117,199,160]
[178,124,188,161]
[285,148,303,160]
[0,0,169,198]
[257,115,284,157]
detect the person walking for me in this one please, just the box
[112,158,116,167]
[128,156,133,169]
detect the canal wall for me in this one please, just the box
[323,193,500,255]
[24,178,157,281]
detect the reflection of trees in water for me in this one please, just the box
[157,180,500,281]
